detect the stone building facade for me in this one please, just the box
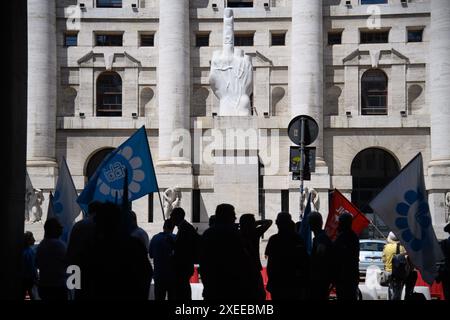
[26,0,450,242]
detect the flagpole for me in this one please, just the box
[299,117,306,221]
[367,218,386,239]
[141,125,166,221]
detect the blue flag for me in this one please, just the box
[51,158,81,243]
[370,153,444,285]
[299,193,313,256]
[77,126,158,213]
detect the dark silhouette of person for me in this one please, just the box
[36,218,67,300]
[208,214,216,228]
[82,202,152,300]
[265,212,309,300]
[239,214,272,271]
[200,204,265,300]
[403,257,418,300]
[308,211,333,300]
[332,213,360,301]
[130,210,150,252]
[438,223,450,300]
[66,201,101,300]
[22,231,38,300]
[149,219,176,300]
[170,207,199,300]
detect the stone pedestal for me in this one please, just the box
[155,163,193,222]
[26,162,58,190]
[212,117,259,216]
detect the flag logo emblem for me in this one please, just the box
[97,146,146,200]
[395,189,431,251]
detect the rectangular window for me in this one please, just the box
[407,29,423,43]
[192,190,200,223]
[196,33,210,47]
[234,33,254,46]
[95,33,123,46]
[328,31,342,45]
[271,32,286,46]
[360,30,389,44]
[227,0,254,8]
[148,193,154,223]
[64,32,78,47]
[97,0,122,8]
[281,190,289,213]
[361,0,387,4]
[140,33,154,47]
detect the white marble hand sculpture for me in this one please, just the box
[163,187,182,219]
[301,187,320,216]
[209,8,253,116]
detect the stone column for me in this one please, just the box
[27,0,58,187]
[158,0,191,166]
[430,0,450,166]
[428,0,450,239]
[290,0,325,164]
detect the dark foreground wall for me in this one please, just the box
[1,0,27,300]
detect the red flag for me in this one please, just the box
[325,189,370,241]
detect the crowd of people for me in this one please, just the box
[21,202,450,301]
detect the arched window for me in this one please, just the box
[351,148,400,238]
[96,72,122,117]
[85,148,115,182]
[361,69,388,115]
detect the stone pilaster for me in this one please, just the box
[290,0,325,165]
[428,0,450,239]
[27,0,58,188]
[290,0,330,213]
[157,0,191,169]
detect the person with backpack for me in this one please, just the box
[383,232,411,300]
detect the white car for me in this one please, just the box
[359,239,386,279]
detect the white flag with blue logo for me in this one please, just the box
[77,126,158,213]
[53,158,81,243]
[369,153,444,285]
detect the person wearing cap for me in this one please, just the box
[382,231,408,300]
